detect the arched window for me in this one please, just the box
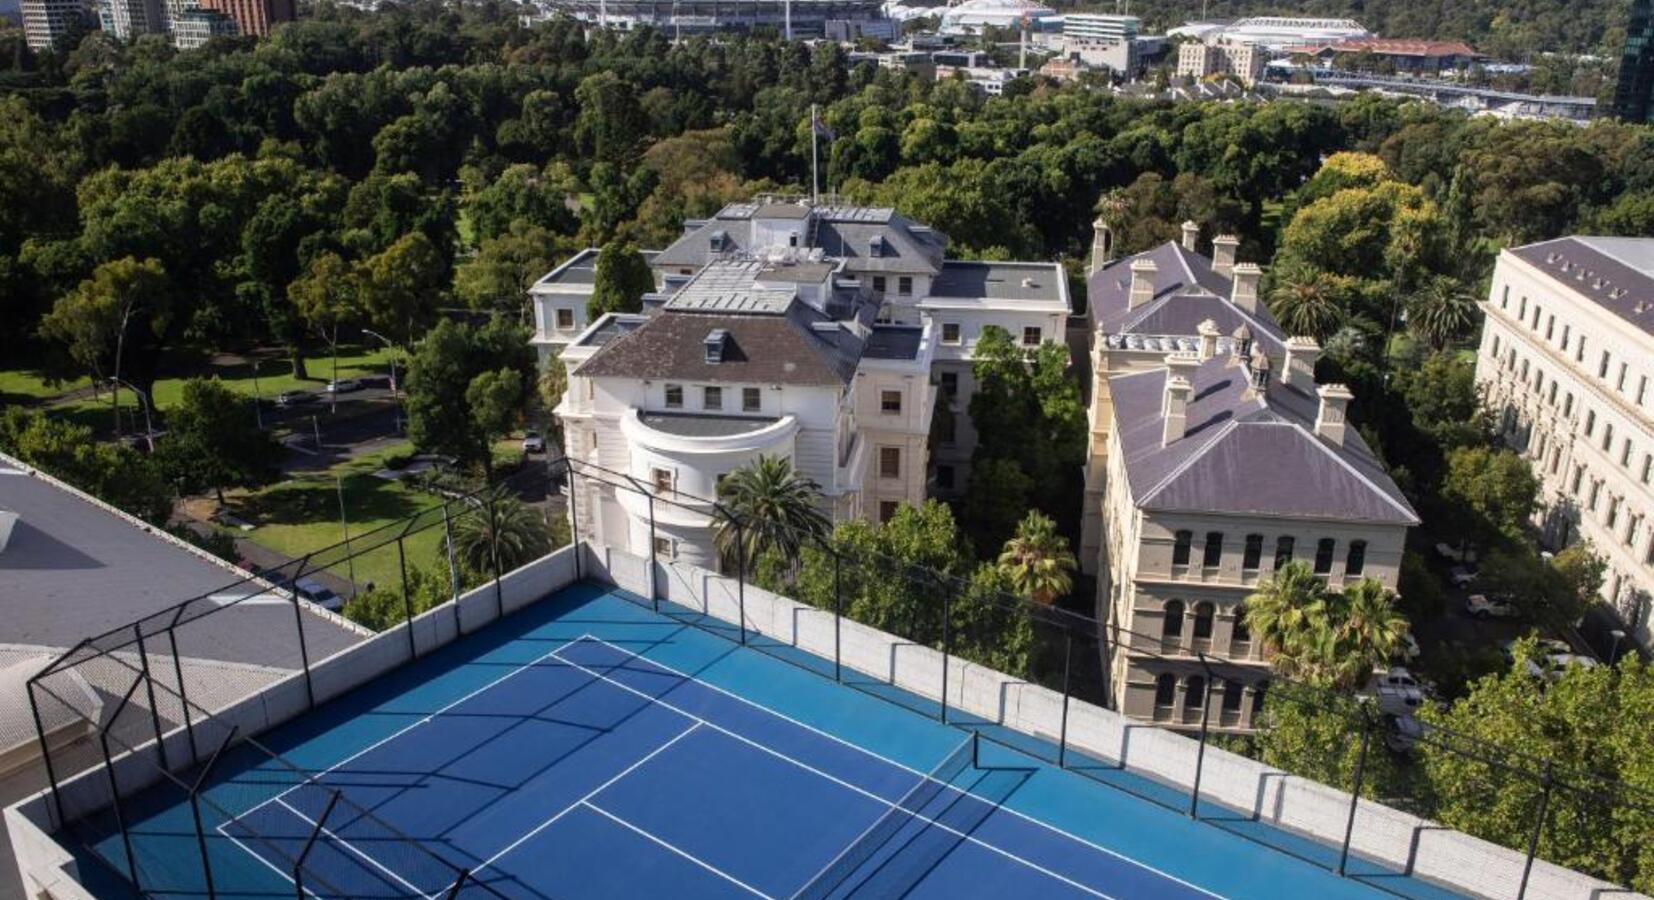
[1314,538,1336,574]
[1274,536,1295,568]
[1232,604,1251,644]
[1185,676,1206,710]
[1345,540,1367,577]
[1162,600,1185,637]
[1251,680,1269,715]
[1172,530,1193,566]
[1222,679,1244,712]
[1154,673,1177,707]
[1242,534,1264,571]
[1192,602,1215,639]
[1202,532,1224,567]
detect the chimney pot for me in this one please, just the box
[1282,336,1321,392]
[1212,234,1240,279]
[1180,220,1200,252]
[1230,262,1262,315]
[1162,353,1201,446]
[1315,383,1355,447]
[1128,259,1159,310]
[1197,319,1220,361]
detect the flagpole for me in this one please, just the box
[811,103,820,205]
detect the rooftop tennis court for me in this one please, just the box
[65,582,1463,900]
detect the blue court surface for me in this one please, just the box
[72,582,1467,900]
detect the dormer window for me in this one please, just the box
[710,230,729,252]
[705,329,730,364]
[868,236,884,258]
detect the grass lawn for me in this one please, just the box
[0,369,90,404]
[31,345,398,435]
[228,442,449,591]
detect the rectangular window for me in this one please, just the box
[1172,530,1193,567]
[1622,439,1633,467]
[1607,497,1620,529]
[1547,382,1558,406]
[941,323,961,345]
[936,464,955,490]
[879,446,901,478]
[1577,335,1586,363]
[1600,351,1612,379]
[872,276,887,293]
[1618,362,1629,392]
[651,468,673,493]
[897,276,913,296]
[1561,324,1570,351]
[556,308,575,329]
[881,390,902,414]
[1643,454,1652,484]
[742,387,761,412]
[879,501,899,523]
[1586,410,1596,436]
[703,386,722,410]
[1572,465,1585,495]
[1313,538,1336,575]
[1565,393,1574,417]
[1641,376,1650,407]
[1492,335,1501,358]
[1518,295,1527,319]
[653,536,674,559]
[1345,540,1367,577]
[1242,535,1263,571]
[1588,481,1601,511]
[1501,285,1510,308]
[664,384,683,408]
[1545,315,1554,340]
[1532,305,1542,329]
[1274,536,1294,569]
[1202,532,1223,568]
[1022,326,1042,346]
[1602,422,1614,452]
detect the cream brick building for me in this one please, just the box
[1475,236,1654,645]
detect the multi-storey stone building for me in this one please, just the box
[548,199,1070,565]
[1099,338,1418,731]
[1475,236,1654,644]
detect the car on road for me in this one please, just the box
[1499,637,1573,663]
[522,430,546,453]
[1383,713,1424,753]
[1370,667,1425,716]
[324,378,364,394]
[293,576,343,612]
[1449,565,1478,588]
[1525,653,1602,682]
[275,389,314,407]
[1434,542,1476,564]
[1466,593,1519,619]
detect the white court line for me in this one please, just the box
[273,798,437,899]
[467,721,702,878]
[577,633,1227,900]
[581,802,775,899]
[213,822,326,899]
[551,644,1116,900]
[226,634,592,830]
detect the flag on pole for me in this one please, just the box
[811,109,836,142]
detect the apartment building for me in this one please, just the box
[544,198,1070,493]
[1176,38,1265,86]
[1100,339,1418,731]
[21,0,86,50]
[1079,218,1288,576]
[1475,236,1654,643]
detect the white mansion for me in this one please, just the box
[539,200,1070,568]
[1475,236,1654,646]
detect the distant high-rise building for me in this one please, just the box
[1614,0,1654,122]
[198,0,288,37]
[20,0,87,49]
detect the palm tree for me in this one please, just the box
[1405,276,1481,351]
[1242,561,1333,682]
[451,494,552,576]
[712,455,830,571]
[1269,271,1345,341]
[997,511,1077,605]
[1329,578,1409,689]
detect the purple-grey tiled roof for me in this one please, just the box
[573,300,865,386]
[1089,242,1287,355]
[1510,237,1654,338]
[1109,357,1418,524]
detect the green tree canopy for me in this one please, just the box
[405,317,535,476]
[587,240,655,320]
[155,377,282,504]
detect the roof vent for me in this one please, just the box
[1546,252,1559,263]
[1611,288,1629,299]
[1020,277,1035,288]
[1636,301,1650,315]
[710,230,730,252]
[704,329,730,364]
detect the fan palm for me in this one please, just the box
[451,494,553,576]
[1242,561,1332,680]
[1405,276,1481,351]
[1269,272,1345,340]
[712,455,831,571]
[997,511,1077,605]
[1329,578,1409,689]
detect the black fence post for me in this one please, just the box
[441,501,462,601]
[1517,762,1556,900]
[940,574,952,724]
[288,564,316,710]
[444,868,473,900]
[166,625,199,767]
[1188,653,1215,820]
[1058,628,1074,769]
[736,520,748,645]
[100,730,139,887]
[188,725,238,900]
[1337,705,1373,877]
[566,464,582,582]
[27,683,66,825]
[646,487,659,612]
[398,537,417,660]
[833,549,843,683]
[133,625,169,771]
[487,495,505,620]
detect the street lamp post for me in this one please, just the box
[108,377,155,454]
[251,359,264,430]
[1609,628,1626,664]
[361,329,404,433]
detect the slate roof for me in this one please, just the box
[929,260,1069,308]
[1510,237,1654,339]
[573,300,865,386]
[1089,242,1287,356]
[863,326,926,361]
[1109,357,1418,524]
[653,203,946,275]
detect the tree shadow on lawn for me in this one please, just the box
[230,471,429,531]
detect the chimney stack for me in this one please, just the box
[1245,346,1272,397]
[1162,353,1201,446]
[1315,384,1355,447]
[1230,262,1262,314]
[1282,336,1321,393]
[1197,319,1220,362]
[1212,234,1239,279]
[1089,215,1116,277]
[1128,259,1159,310]
[1230,324,1254,364]
[1180,220,1200,252]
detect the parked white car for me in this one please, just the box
[1525,654,1602,682]
[1371,669,1425,717]
[1449,566,1478,588]
[1465,594,1519,619]
[522,430,546,453]
[1499,637,1572,663]
[1383,713,1424,753]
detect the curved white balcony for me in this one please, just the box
[614,410,800,534]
